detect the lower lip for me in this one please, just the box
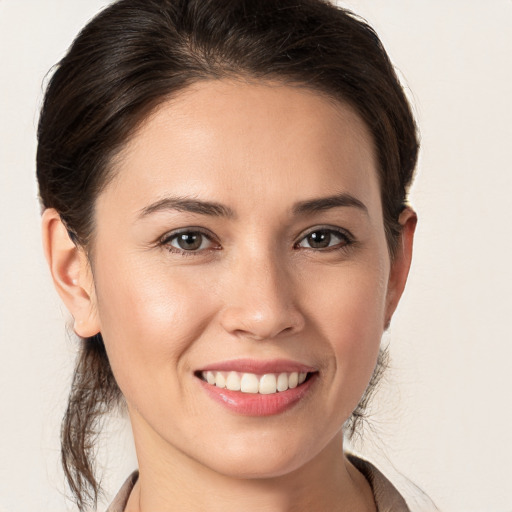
[198,374,318,416]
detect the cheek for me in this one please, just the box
[305,261,388,409]
[92,255,217,396]
[306,258,388,340]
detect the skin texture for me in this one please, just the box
[42,80,416,512]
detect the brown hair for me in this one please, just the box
[37,0,418,509]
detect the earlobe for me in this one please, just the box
[41,209,101,337]
[384,207,417,328]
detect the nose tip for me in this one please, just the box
[220,302,305,341]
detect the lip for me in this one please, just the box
[198,358,317,374]
[196,359,319,416]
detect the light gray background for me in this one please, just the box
[1,1,511,511]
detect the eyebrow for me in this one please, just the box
[137,192,367,220]
[293,193,368,216]
[138,196,235,219]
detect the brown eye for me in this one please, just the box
[164,230,216,252]
[306,230,331,249]
[175,233,203,250]
[297,228,350,250]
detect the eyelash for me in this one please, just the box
[159,228,220,256]
[294,226,354,252]
[158,226,354,256]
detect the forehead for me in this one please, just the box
[103,79,380,218]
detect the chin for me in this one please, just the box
[189,429,324,480]
[207,453,307,480]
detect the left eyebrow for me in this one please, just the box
[137,196,235,219]
[293,193,368,216]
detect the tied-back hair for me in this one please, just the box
[60,335,120,507]
[36,0,418,509]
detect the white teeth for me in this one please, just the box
[277,372,289,392]
[201,370,310,394]
[215,372,226,389]
[226,371,241,391]
[259,374,277,394]
[241,373,260,393]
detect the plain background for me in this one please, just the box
[1,1,511,511]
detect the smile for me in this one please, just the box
[196,359,318,416]
[200,371,309,395]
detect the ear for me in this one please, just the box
[384,207,417,328]
[41,209,101,337]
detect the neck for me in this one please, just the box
[125,423,375,512]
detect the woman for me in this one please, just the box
[37,0,418,510]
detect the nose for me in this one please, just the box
[218,252,305,341]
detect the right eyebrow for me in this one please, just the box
[137,196,235,219]
[292,192,368,216]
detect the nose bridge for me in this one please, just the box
[244,250,286,313]
[219,244,304,340]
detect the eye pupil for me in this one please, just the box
[177,233,202,250]
[307,230,331,248]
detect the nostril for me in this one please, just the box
[219,306,305,342]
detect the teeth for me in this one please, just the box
[259,374,277,394]
[226,371,241,391]
[201,370,310,394]
[215,372,226,389]
[241,373,259,393]
[277,372,289,392]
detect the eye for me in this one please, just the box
[296,228,351,250]
[161,229,219,254]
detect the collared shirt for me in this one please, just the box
[106,455,410,512]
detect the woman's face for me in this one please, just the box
[82,80,411,478]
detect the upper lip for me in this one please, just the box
[198,358,317,374]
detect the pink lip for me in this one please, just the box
[196,360,319,416]
[198,358,317,374]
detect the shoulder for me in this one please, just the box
[105,471,139,512]
[347,454,411,512]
